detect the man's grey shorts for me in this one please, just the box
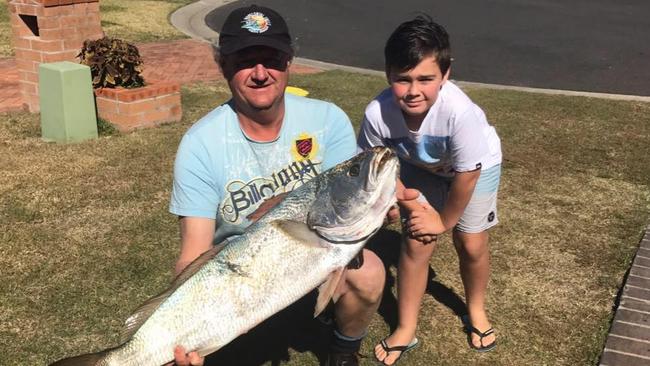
[400,163,501,234]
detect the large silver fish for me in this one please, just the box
[50,146,399,366]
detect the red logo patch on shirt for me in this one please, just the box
[291,133,319,161]
[295,138,313,158]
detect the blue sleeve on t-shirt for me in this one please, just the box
[169,111,225,220]
[321,103,356,169]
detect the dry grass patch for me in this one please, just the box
[1,73,649,366]
[0,82,229,365]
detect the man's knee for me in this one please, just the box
[344,249,385,304]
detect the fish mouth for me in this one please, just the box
[348,148,398,241]
[367,147,397,190]
[315,147,398,243]
[367,148,399,216]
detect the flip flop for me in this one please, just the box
[376,337,419,365]
[461,315,496,352]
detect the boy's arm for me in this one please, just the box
[439,169,481,230]
[405,169,480,236]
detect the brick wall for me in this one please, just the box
[94,82,182,132]
[8,0,103,112]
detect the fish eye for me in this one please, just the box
[348,164,360,177]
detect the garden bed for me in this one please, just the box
[94,80,181,132]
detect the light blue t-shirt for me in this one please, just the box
[170,94,356,241]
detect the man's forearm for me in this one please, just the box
[175,216,216,275]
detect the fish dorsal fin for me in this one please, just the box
[272,220,323,247]
[314,267,346,317]
[119,241,228,343]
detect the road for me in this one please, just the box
[206,0,650,96]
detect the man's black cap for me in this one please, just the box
[218,5,293,56]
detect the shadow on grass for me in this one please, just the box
[367,228,468,333]
[204,285,332,366]
[204,228,467,366]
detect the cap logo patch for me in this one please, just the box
[241,12,271,33]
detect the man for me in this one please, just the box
[168,5,385,366]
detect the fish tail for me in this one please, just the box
[49,349,110,366]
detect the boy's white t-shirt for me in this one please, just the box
[357,81,502,177]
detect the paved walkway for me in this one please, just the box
[0,39,322,114]
[137,39,223,85]
[0,58,21,113]
[599,226,650,366]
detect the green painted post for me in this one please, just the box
[39,62,98,143]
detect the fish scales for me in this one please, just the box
[107,196,359,365]
[50,147,398,366]
[110,209,318,364]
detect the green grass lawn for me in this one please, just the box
[1,70,649,366]
[1,1,650,365]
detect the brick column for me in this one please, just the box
[8,0,104,112]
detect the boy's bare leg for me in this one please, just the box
[374,236,436,365]
[453,230,495,348]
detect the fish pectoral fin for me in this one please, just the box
[314,267,346,317]
[272,220,323,248]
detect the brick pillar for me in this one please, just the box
[8,0,104,112]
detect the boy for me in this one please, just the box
[357,15,502,365]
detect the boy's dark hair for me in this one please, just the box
[384,15,451,75]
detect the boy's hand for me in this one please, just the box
[406,201,446,236]
[396,187,422,212]
[395,188,439,243]
[413,232,437,244]
[384,185,421,225]
[385,203,400,224]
